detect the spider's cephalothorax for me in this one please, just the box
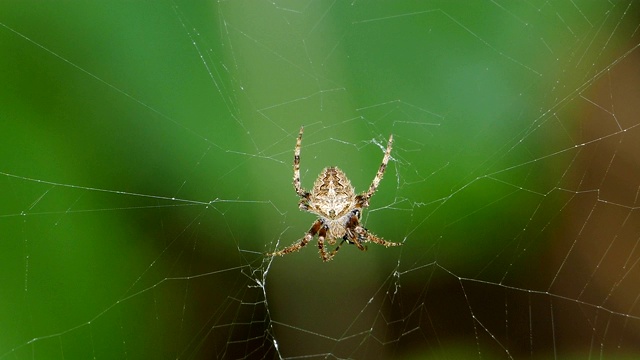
[267,126,402,262]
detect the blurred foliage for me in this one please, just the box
[1,1,638,359]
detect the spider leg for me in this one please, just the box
[330,234,367,258]
[317,225,333,262]
[349,227,367,252]
[330,237,349,257]
[361,134,393,203]
[267,219,323,258]
[354,225,402,248]
[293,126,309,198]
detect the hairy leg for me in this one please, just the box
[293,126,308,198]
[267,219,323,257]
[317,225,333,262]
[361,134,393,202]
[354,226,402,247]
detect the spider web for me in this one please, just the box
[1,1,640,359]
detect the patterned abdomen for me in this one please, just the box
[309,167,357,220]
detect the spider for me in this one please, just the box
[267,126,402,262]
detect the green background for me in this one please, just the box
[1,1,639,359]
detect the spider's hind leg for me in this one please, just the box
[317,225,333,262]
[267,219,323,258]
[355,226,402,248]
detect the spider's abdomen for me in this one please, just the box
[309,167,357,220]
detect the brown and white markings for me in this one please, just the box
[267,126,402,262]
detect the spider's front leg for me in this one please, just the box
[298,197,311,212]
[267,219,323,258]
[360,133,394,203]
[293,126,309,198]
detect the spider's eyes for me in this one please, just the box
[352,209,361,219]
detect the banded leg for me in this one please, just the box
[317,225,333,262]
[354,226,402,248]
[330,236,367,258]
[293,126,308,198]
[361,134,393,202]
[268,219,323,257]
